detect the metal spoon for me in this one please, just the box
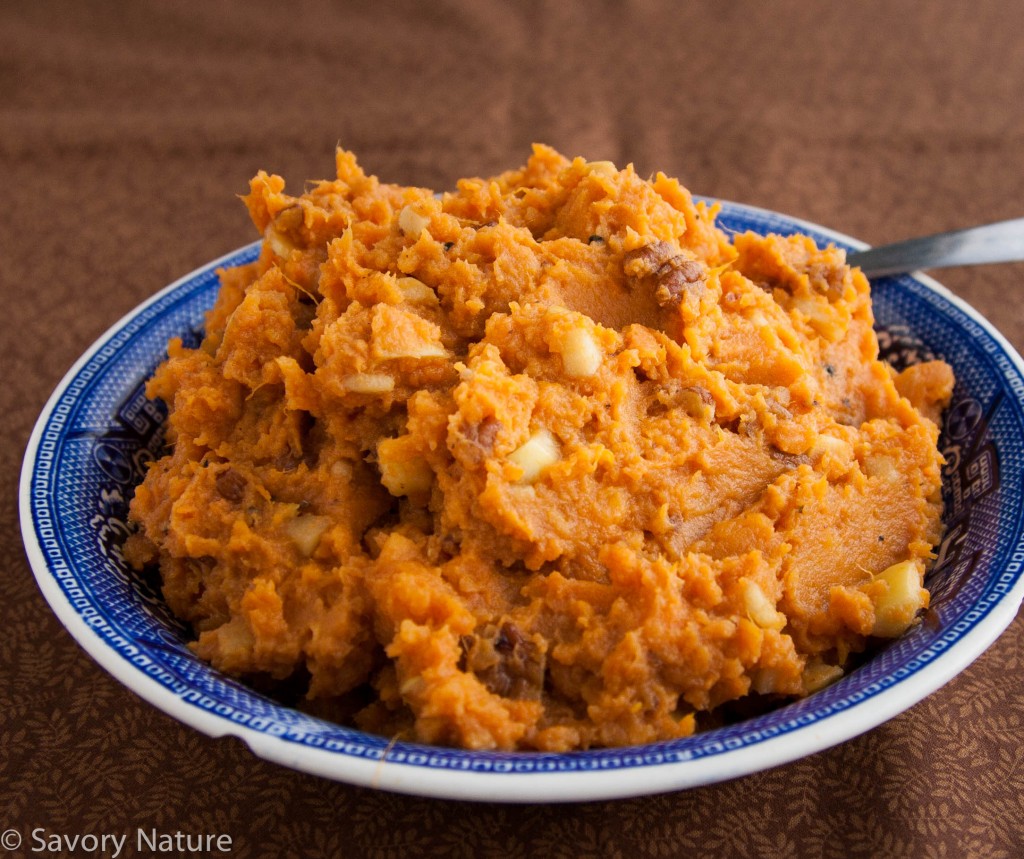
[847,217,1024,278]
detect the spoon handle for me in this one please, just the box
[847,217,1024,278]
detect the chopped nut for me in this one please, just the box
[871,560,926,637]
[215,468,247,503]
[680,387,715,420]
[652,382,715,420]
[654,258,706,307]
[398,204,430,237]
[622,242,706,305]
[450,416,500,466]
[765,392,793,421]
[461,622,544,699]
[807,260,847,300]
[286,514,331,557]
[439,529,463,557]
[508,428,559,483]
[343,373,395,393]
[623,241,675,280]
[769,448,811,468]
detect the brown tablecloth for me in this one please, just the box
[4,2,1024,856]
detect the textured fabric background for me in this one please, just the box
[3,1,1024,856]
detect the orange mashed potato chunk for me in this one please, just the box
[126,147,954,751]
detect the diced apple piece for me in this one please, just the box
[809,433,854,474]
[556,327,603,378]
[872,560,926,637]
[398,204,430,237]
[741,579,786,630]
[343,373,395,393]
[508,429,559,484]
[285,514,332,557]
[803,659,844,693]
[378,436,433,497]
[397,276,439,306]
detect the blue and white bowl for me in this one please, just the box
[20,201,1024,802]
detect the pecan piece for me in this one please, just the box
[623,242,707,306]
[648,380,715,420]
[449,416,500,466]
[807,260,848,300]
[215,468,247,503]
[622,241,675,282]
[461,622,544,700]
[653,257,706,307]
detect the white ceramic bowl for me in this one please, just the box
[21,201,1024,802]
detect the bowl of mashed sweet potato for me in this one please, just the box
[21,147,1024,800]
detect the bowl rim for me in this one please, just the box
[20,200,1024,803]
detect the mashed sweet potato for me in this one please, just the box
[125,146,954,751]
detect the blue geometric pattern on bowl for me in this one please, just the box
[24,202,1024,780]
